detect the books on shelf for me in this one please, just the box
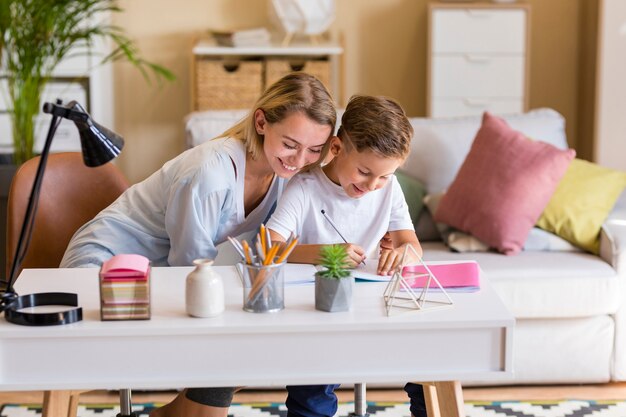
[99,254,151,320]
[211,27,271,47]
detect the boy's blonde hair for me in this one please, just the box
[338,95,413,159]
[220,72,336,160]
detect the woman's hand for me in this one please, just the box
[379,232,393,252]
[342,243,366,267]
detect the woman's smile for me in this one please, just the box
[278,157,298,172]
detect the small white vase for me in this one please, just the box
[185,259,225,318]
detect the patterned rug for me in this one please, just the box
[2,400,626,417]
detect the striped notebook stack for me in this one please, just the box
[99,254,151,320]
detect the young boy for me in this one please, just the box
[267,95,427,417]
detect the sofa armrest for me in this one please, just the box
[600,220,626,273]
[600,191,626,273]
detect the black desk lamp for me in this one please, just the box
[0,99,124,326]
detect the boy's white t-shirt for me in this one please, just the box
[266,166,414,258]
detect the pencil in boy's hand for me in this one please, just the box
[320,209,366,266]
[320,210,348,243]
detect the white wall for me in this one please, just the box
[594,0,626,170]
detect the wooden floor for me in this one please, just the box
[1,383,626,405]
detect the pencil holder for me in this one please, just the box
[240,262,285,313]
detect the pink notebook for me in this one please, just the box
[401,261,480,291]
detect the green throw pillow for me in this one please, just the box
[395,170,427,226]
[537,159,626,254]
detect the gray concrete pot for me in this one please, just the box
[315,273,354,312]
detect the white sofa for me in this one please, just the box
[185,108,626,385]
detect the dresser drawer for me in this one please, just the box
[432,9,526,54]
[431,55,524,98]
[430,98,524,118]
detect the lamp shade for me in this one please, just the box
[76,119,124,167]
[66,102,124,167]
[42,101,124,167]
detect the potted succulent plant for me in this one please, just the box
[315,244,354,312]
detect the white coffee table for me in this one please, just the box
[0,266,514,417]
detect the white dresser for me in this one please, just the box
[427,2,530,117]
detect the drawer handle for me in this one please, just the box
[466,10,491,19]
[464,54,491,63]
[464,98,490,107]
[222,62,241,72]
[289,61,306,71]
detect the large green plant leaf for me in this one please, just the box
[0,0,175,165]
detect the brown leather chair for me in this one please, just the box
[6,152,129,417]
[7,152,129,276]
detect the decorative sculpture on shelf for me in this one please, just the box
[383,245,454,316]
[269,0,335,46]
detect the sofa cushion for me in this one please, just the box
[422,242,620,319]
[433,112,576,255]
[185,110,248,148]
[441,227,581,253]
[394,171,426,228]
[403,108,569,194]
[537,159,626,254]
[424,191,581,252]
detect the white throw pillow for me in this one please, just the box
[185,110,249,148]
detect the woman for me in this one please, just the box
[60,72,337,417]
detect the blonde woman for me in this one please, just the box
[60,73,337,417]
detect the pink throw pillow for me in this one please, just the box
[434,112,575,255]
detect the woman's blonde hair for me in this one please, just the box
[219,72,336,160]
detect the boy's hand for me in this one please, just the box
[377,244,420,275]
[377,249,403,275]
[342,243,366,267]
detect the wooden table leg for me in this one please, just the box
[421,382,441,417]
[68,391,81,417]
[42,390,81,417]
[434,381,465,417]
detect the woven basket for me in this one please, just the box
[195,58,263,110]
[265,58,331,90]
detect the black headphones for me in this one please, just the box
[2,292,82,326]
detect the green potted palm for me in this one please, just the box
[0,0,173,166]
[315,244,354,312]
